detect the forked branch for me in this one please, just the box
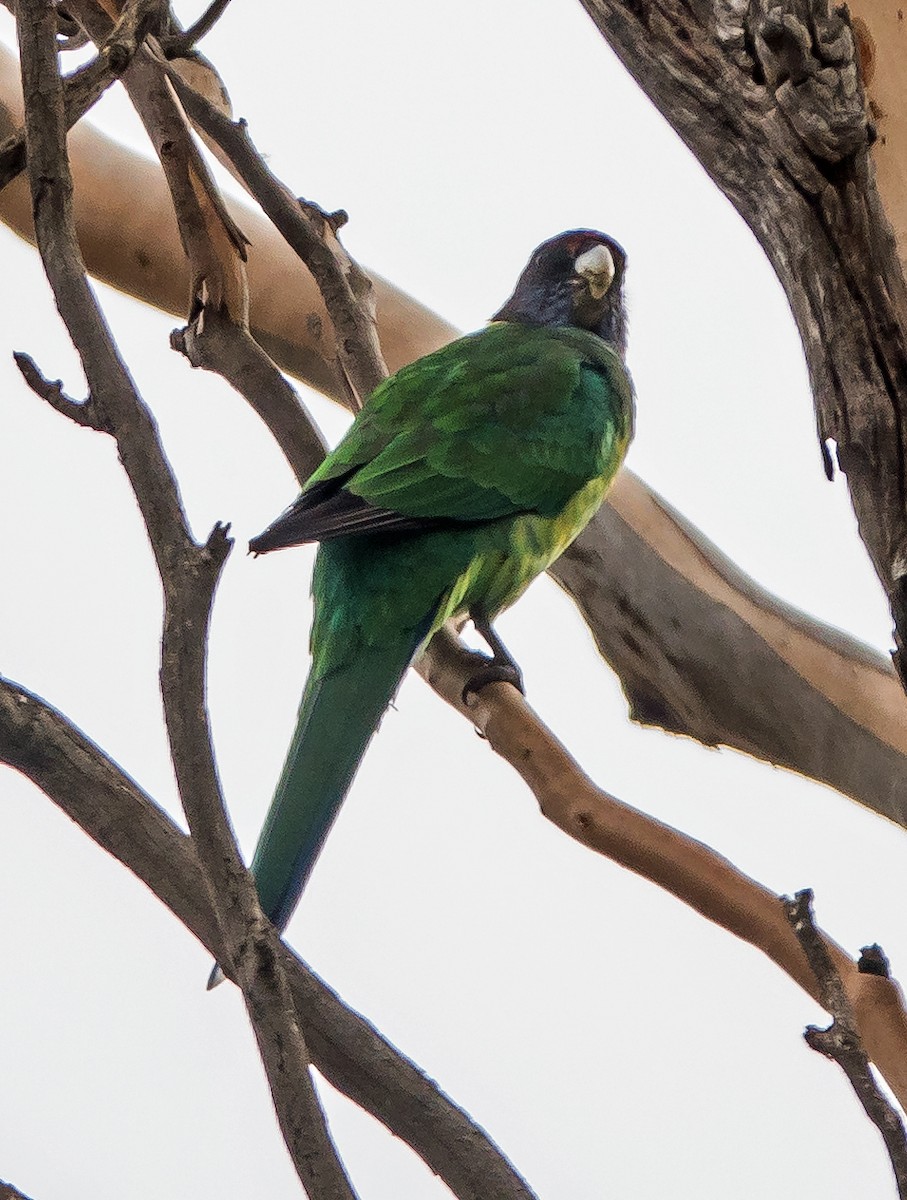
[14,2,354,1195]
[0,675,539,1200]
[784,891,907,1197]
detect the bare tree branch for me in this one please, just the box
[160,0,233,57]
[0,56,114,187]
[0,676,540,1200]
[171,308,327,485]
[784,890,907,1198]
[5,640,907,1187]
[554,478,907,830]
[419,630,907,1114]
[0,0,163,194]
[13,349,104,427]
[15,4,355,1195]
[157,52,386,405]
[0,39,455,388]
[0,0,182,192]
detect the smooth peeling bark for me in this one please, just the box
[420,631,907,1115]
[557,477,907,828]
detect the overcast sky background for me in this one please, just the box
[1,1,906,1197]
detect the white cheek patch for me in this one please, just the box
[575,244,615,300]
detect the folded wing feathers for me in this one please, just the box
[249,482,438,553]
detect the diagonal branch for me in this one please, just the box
[157,52,386,405]
[419,630,907,1114]
[171,308,328,485]
[784,890,907,1198]
[159,0,233,57]
[0,675,539,1200]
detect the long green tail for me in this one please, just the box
[249,628,425,932]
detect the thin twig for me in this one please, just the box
[13,351,104,429]
[156,58,387,405]
[0,675,540,1200]
[784,890,907,1198]
[15,4,356,1197]
[171,308,327,485]
[159,0,233,56]
[0,1,155,194]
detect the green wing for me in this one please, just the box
[252,322,633,551]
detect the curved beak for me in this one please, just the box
[575,244,615,301]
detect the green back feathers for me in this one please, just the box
[307,323,633,525]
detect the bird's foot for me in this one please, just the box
[462,659,525,704]
[463,610,526,702]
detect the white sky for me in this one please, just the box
[1,1,905,1197]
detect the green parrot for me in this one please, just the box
[209,230,633,985]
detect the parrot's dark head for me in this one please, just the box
[493,230,627,354]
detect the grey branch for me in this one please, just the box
[159,0,234,57]
[157,56,387,405]
[15,2,354,1195]
[784,890,907,1197]
[171,299,328,486]
[13,350,104,428]
[0,0,162,191]
[0,676,539,1200]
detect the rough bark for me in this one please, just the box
[783,891,907,1197]
[577,0,907,689]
